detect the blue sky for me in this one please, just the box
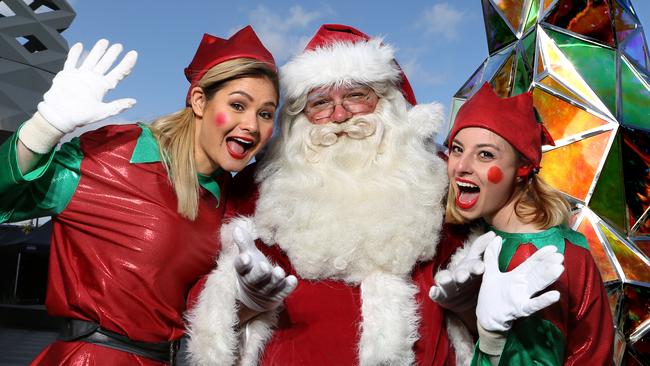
[61,0,650,137]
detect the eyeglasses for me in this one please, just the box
[304,86,378,122]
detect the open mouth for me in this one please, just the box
[226,137,254,159]
[456,180,480,210]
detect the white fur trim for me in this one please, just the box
[407,102,445,139]
[446,313,475,366]
[185,218,277,366]
[280,38,401,102]
[358,273,419,365]
[446,228,484,272]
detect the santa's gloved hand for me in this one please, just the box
[233,226,297,313]
[20,39,137,153]
[476,237,564,332]
[429,231,498,312]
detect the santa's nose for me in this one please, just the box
[330,104,352,123]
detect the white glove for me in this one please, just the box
[429,231,497,312]
[233,226,297,313]
[476,237,564,332]
[38,39,137,133]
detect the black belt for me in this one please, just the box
[58,318,179,365]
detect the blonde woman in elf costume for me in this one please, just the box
[440,83,613,365]
[0,26,296,365]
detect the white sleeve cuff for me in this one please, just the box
[18,112,65,154]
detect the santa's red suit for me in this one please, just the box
[186,24,475,366]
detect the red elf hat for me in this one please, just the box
[448,83,555,169]
[184,25,276,105]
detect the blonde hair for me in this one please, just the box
[149,58,278,220]
[446,161,571,229]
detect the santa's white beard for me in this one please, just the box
[254,93,448,283]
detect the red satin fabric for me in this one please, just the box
[31,125,229,365]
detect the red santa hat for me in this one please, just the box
[184,25,276,105]
[448,83,555,171]
[280,24,416,105]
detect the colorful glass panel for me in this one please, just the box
[455,62,485,98]
[540,130,611,201]
[522,29,536,69]
[612,0,641,44]
[590,133,627,233]
[622,30,649,72]
[492,0,526,34]
[538,75,592,110]
[523,0,539,32]
[621,285,650,337]
[545,27,617,116]
[620,56,650,131]
[621,127,650,234]
[537,27,612,118]
[482,0,518,54]
[545,0,615,47]
[600,224,650,283]
[577,216,620,282]
[633,239,650,259]
[491,53,515,96]
[533,86,609,141]
[512,51,531,95]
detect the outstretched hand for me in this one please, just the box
[233,226,297,313]
[38,39,137,133]
[429,231,498,312]
[476,238,565,332]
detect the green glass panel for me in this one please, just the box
[446,98,466,141]
[512,51,532,95]
[599,224,650,283]
[545,0,615,47]
[590,132,627,233]
[545,27,617,116]
[455,62,485,98]
[482,0,517,54]
[522,30,537,71]
[620,56,650,130]
[612,0,641,45]
[622,29,649,70]
[620,126,650,234]
[523,0,539,32]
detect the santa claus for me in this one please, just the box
[186,24,474,365]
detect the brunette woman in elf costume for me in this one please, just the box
[438,83,613,365]
[0,26,295,365]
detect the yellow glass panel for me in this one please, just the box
[540,130,611,201]
[577,217,619,282]
[537,75,588,109]
[537,28,611,117]
[533,87,609,141]
[493,0,526,33]
[600,224,650,283]
[543,0,555,12]
[492,54,515,97]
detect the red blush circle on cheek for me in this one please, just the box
[487,166,504,184]
[215,112,228,127]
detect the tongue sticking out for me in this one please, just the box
[457,190,479,209]
[227,140,245,155]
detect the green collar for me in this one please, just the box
[130,124,222,204]
[491,225,588,271]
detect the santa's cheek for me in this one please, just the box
[487,166,504,184]
[215,113,228,127]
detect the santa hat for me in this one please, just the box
[184,25,276,105]
[280,24,416,105]
[448,83,555,171]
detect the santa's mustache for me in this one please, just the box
[308,117,377,147]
